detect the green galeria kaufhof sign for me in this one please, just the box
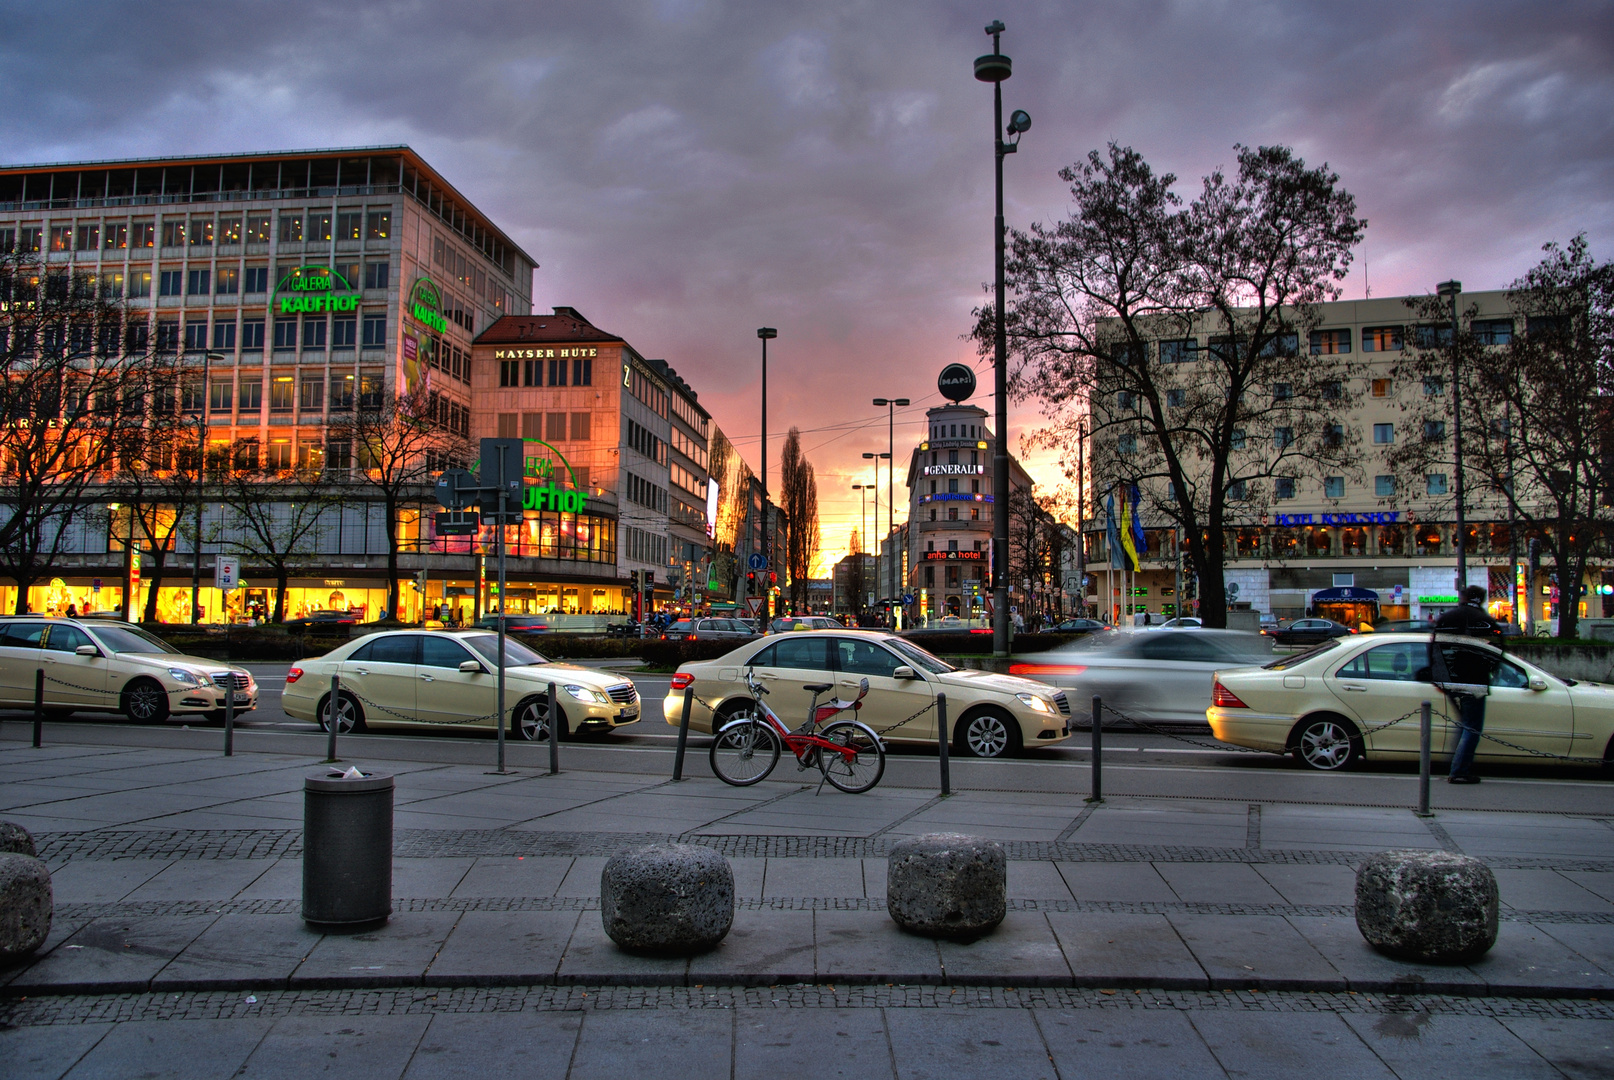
[410,276,447,334]
[468,441,591,515]
[275,265,360,314]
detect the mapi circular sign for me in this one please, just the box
[938,363,976,402]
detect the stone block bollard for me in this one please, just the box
[0,821,38,858]
[887,833,1005,940]
[0,851,53,963]
[601,843,734,953]
[1355,850,1498,963]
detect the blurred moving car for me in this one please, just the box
[284,610,357,633]
[282,629,638,738]
[660,617,760,642]
[1009,630,1273,724]
[1208,632,1614,771]
[1047,618,1114,634]
[0,616,257,723]
[663,629,1071,757]
[1371,619,1436,634]
[1265,618,1356,648]
[474,614,551,633]
[1140,617,1202,631]
[768,615,845,633]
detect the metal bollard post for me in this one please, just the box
[547,681,559,775]
[1417,700,1433,817]
[224,671,235,757]
[672,686,693,781]
[1087,695,1103,803]
[936,693,951,796]
[32,668,44,748]
[326,672,340,763]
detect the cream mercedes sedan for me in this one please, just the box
[0,616,257,723]
[283,629,640,738]
[1207,632,1614,771]
[662,629,1073,757]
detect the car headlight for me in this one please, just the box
[169,668,205,686]
[565,684,610,704]
[1015,692,1053,714]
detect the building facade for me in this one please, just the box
[0,147,534,622]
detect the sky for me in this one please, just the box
[3,0,1610,575]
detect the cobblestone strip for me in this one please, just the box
[5,986,1611,1028]
[35,827,1614,872]
[47,896,1614,924]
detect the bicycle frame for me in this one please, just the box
[723,670,875,767]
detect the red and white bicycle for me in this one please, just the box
[709,669,886,793]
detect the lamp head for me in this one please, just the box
[757,327,778,340]
[1007,110,1032,136]
[873,398,888,406]
[894,398,910,406]
[862,452,875,459]
[1436,280,1461,298]
[985,19,1005,34]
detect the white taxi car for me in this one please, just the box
[0,616,257,723]
[282,629,640,738]
[1208,632,1614,771]
[663,629,1072,757]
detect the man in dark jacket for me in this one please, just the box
[1431,585,1504,784]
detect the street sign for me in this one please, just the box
[435,468,478,510]
[435,510,481,536]
[478,438,526,523]
[92,579,102,592]
[745,596,763,617]
[747,553,768,571]
[938,363,976,402]
[902,593,914,605]
[215,559,239,591]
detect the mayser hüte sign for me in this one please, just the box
[274,265,360,314]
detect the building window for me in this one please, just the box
[500,360,519,387]
[1166,389,1186,408]
[1423,376,1444,396]
[180,320,207,352]
[181,377,204,413]
[330,374,354,410]
[161,220,186,247]
[158,269,183,296]
[73,224,99,251]
[270,376,294,412]
[1159,339,1198,364]
[1472,319,1513,346]
[359,372,384,409]
[18,225,42,252]
[546,412,567,441]
[302,318,327,350]
[127,270,152,298]
[1426,473,1448,495]
[365,261,389,289]
[1117,434,1137,455]
[1275,478,1295,500]
[300,375,324,411]
[573,356,593,385]
[571,412,591,441]
[243,266,269,293]
[1414,324,1452,348]
[361,313,386,347]
[1230,429,1246,450]
[267,440,292,471]
[1373,423,1394,444]
[1116,391,1133,410]
[1323,423,1343,448]
[1375,475,1396,497]
[1228,481,1247,502]
[366,211,390,240]
[520,412,541,439]
[307,213,332,242]
[245,215,271,243]
[103,222,127,249]
[215,267,239,295]
[209,378,232,413]
[278,213,303,243]
[239,377,263,414]
[332,316,356,350]
[332,262,360,291]
[1322,380,1342,401]
[1371,378,1391,397]
[1324,476,1344,498]
[1424,420,1446,441]
[1273,427,1293,449]
[548,358,568,386]
[212,320,236,351]
[523,359,540,386]
[336,211,363,241]
[498,413,518,439]
[241,318,265,352]
[189,217,213,246]
[186,268,210,295]
[1272,382,1292,401]
[218,216,242,244]
[1362,326,1403,352]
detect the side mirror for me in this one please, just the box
[75,644,100,657]
[1529,676,1548,691]
[460,660,486,674]
[892,666,918,680]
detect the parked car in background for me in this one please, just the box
[0,616,257,723]
[660,617,760,642]
[284,610,357,633]
[605,619,642,639]
[1047,618,1114,635]
[1266,618,1356,648]
[1371,619,1436,634]
[768,615,845,633]
[474,614,551,633]
[1208,631,1614,771]
[1258,613,1281,633]
[663,629,1072,758]
[1141,616,1203,631]
[282,629,638,739]
[1009,630,1273,725]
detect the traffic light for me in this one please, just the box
[746,571,757,589]
[411,570,426,593]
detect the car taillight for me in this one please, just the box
[286,667,303,684]
[1212,681,1249,708]
[670,672,695,691]
[1009,664,1087,677]
[969,628,992,634]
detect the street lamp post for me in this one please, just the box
[853,483,870,617]
[189,352,224,624]
[976,20,1030,658]
[1437,281,1466,592]
[109,503,135,619]
[861,450,891,606]
[757,327,777,623]
[872,397,910,625]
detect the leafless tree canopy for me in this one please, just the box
[981,143,1366,627]
[778,427,820,612]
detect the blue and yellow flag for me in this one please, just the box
[1116,487,1140,572]
[1105,493,1125,570]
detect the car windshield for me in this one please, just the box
[885,638,955,674]
[464,633,549,668]
[1263,638,1344,670]
[85,624,182,655]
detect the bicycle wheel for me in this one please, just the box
[816,720,885,794]
[709,720,781,786]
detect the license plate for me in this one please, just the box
[234,693,252,705]
[619,707,639,720]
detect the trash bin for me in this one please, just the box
[302,767,393,927]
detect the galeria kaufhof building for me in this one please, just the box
[0,147,536,623]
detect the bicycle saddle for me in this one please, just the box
[802,683,833,693]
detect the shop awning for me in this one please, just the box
[1311,586,1380,602]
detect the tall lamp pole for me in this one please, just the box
[189,352,224,623]
[852,483,870,616]
[1437,281,1466,593]
[757,327,777,623]
[873,397,910,625]
[976,20,1030,657]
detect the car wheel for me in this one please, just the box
[122,678,170,724]
[956,708,1023,759]
[1290,714,1362,771]
[318,691,366,734]
[514,696,567,741]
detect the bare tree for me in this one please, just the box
[778,427,821,613]
[983,143,1367,627]
[0,252,168,613]
[325,381,468,619]
[1388,236,1614,639]
[846,528,864,620]
[216,444,337,622]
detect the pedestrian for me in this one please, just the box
[1431,585,1504,785]
[66,603,78,617]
